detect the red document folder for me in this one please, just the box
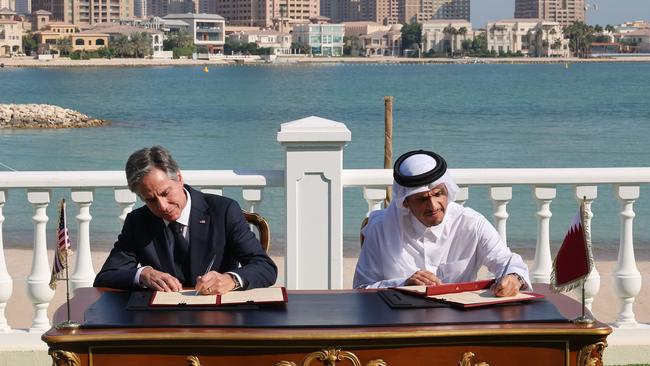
[395,280,544,308]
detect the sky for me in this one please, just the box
[471,0,650,28]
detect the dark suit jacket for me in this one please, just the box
[94,186,277,290]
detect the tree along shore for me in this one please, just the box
[0,104,108,129]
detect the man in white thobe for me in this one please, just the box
[353,150,531,297]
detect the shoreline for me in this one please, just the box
[2,55,650,68]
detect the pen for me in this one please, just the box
[495,255,513,288]
[195,254,217,295]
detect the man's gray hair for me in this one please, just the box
[125,145,180,194]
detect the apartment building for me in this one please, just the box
[421,19,470,53]
[31,0,135,25]
[487,18,569,57]
[0,18,22,55]
[323,0,467,25]
[292,23,343,55]
[0,0,16,11]
[514,0,584,27]
[163,13,224,52]
[198,0,318,28]
[147,0,197,18]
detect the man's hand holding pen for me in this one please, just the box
[195,271,238,295]
[492,274,523,297]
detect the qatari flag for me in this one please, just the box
[551,201,594,292]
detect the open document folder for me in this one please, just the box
[395,279,544,308]
[150,287,287,307]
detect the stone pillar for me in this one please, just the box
[278,116,351,290]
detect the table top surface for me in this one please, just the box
[43,284,612,345]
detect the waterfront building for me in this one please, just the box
[0,17,22,55]
[34,21,76,54]
[163,13,225,53]
[69,31,108,51]
[342,20,386,36]
[292,22,343,56]
[487,18,568,57]
[30,0,135,25]
[358,23,401,56]
[84,22,167,56]
[421,19,470,54]
[514,0,584,27]
[228,29,292,55]
[617,28,650,53]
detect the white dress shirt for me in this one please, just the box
[353,201,531,289]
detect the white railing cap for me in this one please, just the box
[277,116,351,143]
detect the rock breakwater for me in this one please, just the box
[0,104,108,128]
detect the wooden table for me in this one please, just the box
[42,285,610,366]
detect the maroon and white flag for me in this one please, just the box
[551,200,594,292]
[50,199,72,289]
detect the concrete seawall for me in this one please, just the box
[0,104,108,129]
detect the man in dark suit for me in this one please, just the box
[94,146,277,295]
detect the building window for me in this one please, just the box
[75,39,84,45]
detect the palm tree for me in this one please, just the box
[111,34,132,58]
[55,37,72,56]
[131,32,152,58]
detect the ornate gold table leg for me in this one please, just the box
[50,350,81,366]
[578,342,607,366]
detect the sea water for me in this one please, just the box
[1,63,649,251]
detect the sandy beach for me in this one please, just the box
[2,55,650,68]
[2,244,649,329]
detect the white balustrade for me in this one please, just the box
[26,189,55,332]
[1,118,650,336]
[614,185,642,327]
[114,188,136,224]
[362,187,386,216]
[490,186,512,243]
[531,186,556,284]
[0,190,12,332]
[70,189,95,291]
[242,188,262,213]
[455,186,469,206]
[575,185,599,312]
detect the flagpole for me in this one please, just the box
[572,197,594,325]
[55,200,80,330]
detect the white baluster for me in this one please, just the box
[0,190,12,332]
[363,187,386,216]
[490,186,512,243]
[27,190,55,332]
[70,189,95,291]
[114,188,136,224]
[574,185,599,312]
[455,186,469,206]
[531,186,556,284]
[242,188,263,213]
[613,185,642,327]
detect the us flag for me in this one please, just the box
[49,198,72,289]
